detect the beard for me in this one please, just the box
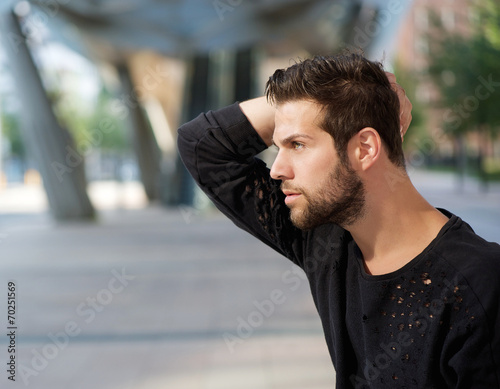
[284,161,366,230]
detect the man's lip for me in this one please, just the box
[283,191,301,205]
[282,190,300,196]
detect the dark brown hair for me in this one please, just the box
[265,53,405,168]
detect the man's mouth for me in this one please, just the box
[282,190,302,205]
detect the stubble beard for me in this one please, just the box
[287,162,366,230]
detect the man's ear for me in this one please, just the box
[349,127,381,171]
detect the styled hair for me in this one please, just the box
[265,53,405,168]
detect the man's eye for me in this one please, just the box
[292,142,304,150]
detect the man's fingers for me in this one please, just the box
[400,98,412,140]
[385,71,397,84]
[386,72,412,141]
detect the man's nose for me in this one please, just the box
[270,151,293,181]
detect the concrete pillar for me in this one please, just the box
[175,49,256,206]
[117,64,162,201]
[0,10,95,220]
[175,55,211,206]
[234,48,255,102]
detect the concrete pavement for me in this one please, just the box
[0,204,334,388]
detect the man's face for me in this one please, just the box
[271,100,366,230]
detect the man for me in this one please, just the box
[177,53,500,388]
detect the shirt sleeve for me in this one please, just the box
[177,102,305,265]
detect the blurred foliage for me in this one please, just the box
[482,0,500,50]
[427,0,500,139]
[86,88,129,151]
[425,0,500,183]
[1,110,25,158]
[2,78,129,164]
[392,60,427,150]
[51,86,129,152]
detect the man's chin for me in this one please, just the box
[290,209,320,231]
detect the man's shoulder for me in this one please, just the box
[437,213,500,257]
[432,213,500,288]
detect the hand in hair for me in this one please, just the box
[386,72,412,141]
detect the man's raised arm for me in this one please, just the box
[239,96,275,147]
[177,100,304,263]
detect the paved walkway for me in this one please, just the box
[0,203,334,388]
[0,170,498,389]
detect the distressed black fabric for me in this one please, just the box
[177,102,500,388]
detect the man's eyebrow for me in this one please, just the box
[272,133,313,147]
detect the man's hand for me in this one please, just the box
[239,97,275,147]
[386,72,413,141]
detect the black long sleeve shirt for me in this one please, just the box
[177,102,500,388]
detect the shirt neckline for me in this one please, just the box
[354,209,460,282]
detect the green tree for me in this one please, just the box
[482,0,500,50]
[86,88,129,152]
[50,86,129,153]
[1,110,25,158]
[427,1,500,185]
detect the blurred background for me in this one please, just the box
[0,0,498,388]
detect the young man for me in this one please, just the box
[177,53,500,388]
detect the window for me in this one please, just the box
[441,8,455,30]
[415,8,428,30]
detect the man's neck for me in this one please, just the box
[347,169,449,276]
